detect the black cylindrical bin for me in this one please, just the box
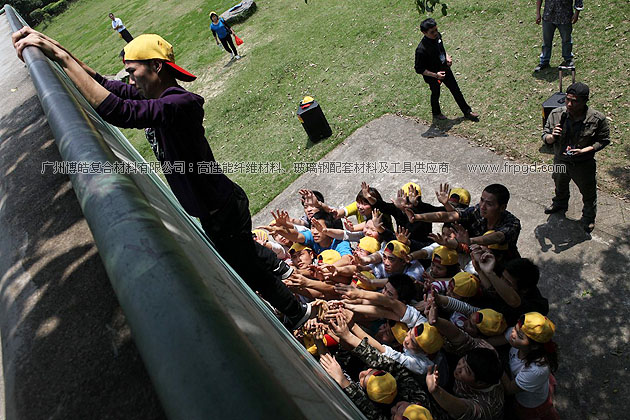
[296,96,332,142]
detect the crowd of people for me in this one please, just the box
[254,182,559,420]
[11,2,611,418]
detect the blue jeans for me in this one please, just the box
[540,20,573,64]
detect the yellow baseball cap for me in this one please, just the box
[475,309,508,336]
[432,245,459,266]
[402,182,421,196]
[318,249,341,264]
[123,34,196,81]
[366,371,397,404]
[385,240,410,259]
[358,236,381,254]
[520,312,556,343]
[403,404,434,420]
[390,322,409,344]
[413,323,444,354]
[356,271,377,291]
[452,272,480,297]
[289,242,312,254]
[449,188,471,206]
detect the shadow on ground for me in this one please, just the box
[0,82,166,419]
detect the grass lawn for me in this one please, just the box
[38,0,629,213]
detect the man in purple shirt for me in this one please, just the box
[13,29,312,329]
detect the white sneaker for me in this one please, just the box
[235,55,241,60]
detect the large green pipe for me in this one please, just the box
[3,5,305,419]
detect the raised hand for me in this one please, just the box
[396,226,411,245]
[425,365,440,393]
[299,189,320,208]
[343,218,355,232]
[320,353,347,386]
[435,183,451,206]
[271,209,292,228]
[329,313,351,339]
[310,217,328,235]
[392,188,411,210]
[371,209,384,231]
[428,232,448,246]
[452,223,470,245]
[361,182,374,202]
[478,249,497,273]
[407,184,421,206]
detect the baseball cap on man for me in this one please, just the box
[451,272,480,297]
[475,309,508,336]
[318,249,341,264]
[390,322,409,344]
[358,236,381,254]
[449,188,471,206]
[413,323,444,354]
[402,404,433,420]
[520,312,556,343]
[123,34,197,82]
[289,242,312,254]
[355,271,378,291]
[566,82,589,100]
[385,240,410,259]
[432,246,458,266]
[366,370,397,404]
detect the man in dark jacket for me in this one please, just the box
[542,82,610,232]
[13,29,313,329]
[414,18,479,121]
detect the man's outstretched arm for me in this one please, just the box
[13,27,109,107]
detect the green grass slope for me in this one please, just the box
[38,0,629,212]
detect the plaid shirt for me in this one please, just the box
[343,339,431,419]
[542,0,584,25]
[456,205,521,257]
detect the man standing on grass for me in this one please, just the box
[13,28,314,330]
[414,18,479,122]
[542,82,609,233]
[534,0,583,71]
[109,13,133,43]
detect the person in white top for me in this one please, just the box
[109,13,133,43]
[502,312,560,420]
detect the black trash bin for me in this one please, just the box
[297,96,332,142]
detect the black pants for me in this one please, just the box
[425,68,471,116]
[552,158,597,222]
[120,29,133,43]
[219,35,238,55]
[199,185,305,324]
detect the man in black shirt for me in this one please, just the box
[414,18,479,121]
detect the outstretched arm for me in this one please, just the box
[13,28,108,107]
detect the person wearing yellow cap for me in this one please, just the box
[391,402,434,420]
[368,241,425,286]
[423,299,504,420]
[12,28,315,330]
[320,314,432,419]
[502,313,559,419]
[407,184,522,260]
[288,243,315,270]
[209,11,240,60]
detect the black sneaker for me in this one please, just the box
[580,217,595,233]
[559,59,575,68]
[544,204,567,214]
[534,63,550,72]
